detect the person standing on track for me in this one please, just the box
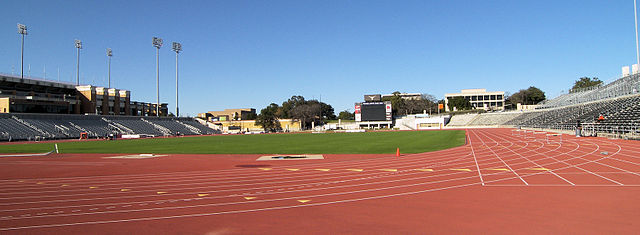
[576,120,582,137]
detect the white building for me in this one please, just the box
[381,93,422,100]
[444,89,505,111]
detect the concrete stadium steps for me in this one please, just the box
[0,113,218,141]
[446,114,478,126]
[467,112,522,126]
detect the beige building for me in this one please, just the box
[199,108,256,122]
[445,88,505,111]
[211,119,302,133]
[76,85,167,116]
[0,74,167,116]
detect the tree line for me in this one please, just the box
[251,76,606,131]
[255,95,336,132]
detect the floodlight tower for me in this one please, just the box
[107,48,113,88]
[633,0,640,66]
[172,42,182,117]
[75,39,82,85]
[17,23,27,80]
[152,37,163,116]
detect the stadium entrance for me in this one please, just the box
[355,94,392,129]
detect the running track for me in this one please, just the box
[0,128,638,234]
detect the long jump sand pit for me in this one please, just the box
[103,154,168,159]
[256,154,324,161]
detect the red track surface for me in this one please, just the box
[0,128,638,234]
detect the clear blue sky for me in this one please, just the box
[1,0,637,116]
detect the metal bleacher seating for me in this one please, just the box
[446,74,640,136]
[0,113,219,141]
[506,94,640,135]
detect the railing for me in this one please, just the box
[142,118,171,136]
[11,116,51,138]
[102,117,134,134]
[175,120,202,134]
[540,74,640,109]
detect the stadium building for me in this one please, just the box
[0,74,168,116]
[198,108,256,122]
[381,93,422,100]
[444,88,505,111]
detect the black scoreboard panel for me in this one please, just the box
[361,103,386,121]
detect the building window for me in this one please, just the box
[471,96,477,101]
[497,102,503,107]
[478,96,484,101]
[484,95,490,100]
[497,95,503,100]
[490,95,496,100]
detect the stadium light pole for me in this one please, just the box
[172,42,182,117]
[152,37,163,117]
[75,39,82,85]
[17,23,27,80]
[634,0,640,68]
[107,48,112,88]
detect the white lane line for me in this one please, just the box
[4,141,604,222]
[471,130,528,185]
[1,129,624,219]
[0,140,577,217]
[587,144,640,178]
[466,130,485,186]
[479,129,575,186]
[483,184,640,187]
[0,146,624,228]
[0,140,579,212]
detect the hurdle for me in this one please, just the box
[546,133,563,144]
[532,131,547,141]
[523,130,536,139]
[511,129,523,137]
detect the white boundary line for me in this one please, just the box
[466,130,485,186]
[470,129,528,185]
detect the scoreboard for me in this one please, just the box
[355,101,392,122]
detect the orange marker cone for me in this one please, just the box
[396,148,400,157]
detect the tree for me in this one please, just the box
[258,95,336,130]
[279,95,306,118]
[307,100,336,120]
[447,96,471,111]
[525,86,546,104]
[507,86,546,105]
[337,110,354,120]
[381,91,405,115]
[409,94,438,114]
[289,102,321,129]
[572,77,603,91]
[255,103,281,132]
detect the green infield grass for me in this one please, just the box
[0,130,466,154]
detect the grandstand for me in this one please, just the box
[537,74,640,109]
[445,73,640,137]
[0,113,218,141]
[505,94,640,135]
[0,72,220,141]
